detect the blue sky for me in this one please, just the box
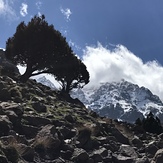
[1,0,163,99]
[0,0,163,61]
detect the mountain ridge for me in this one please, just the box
[71,79,163,122]
[37,76,163,122]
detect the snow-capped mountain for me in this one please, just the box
[71,80,163,122]
[36,76,56,90]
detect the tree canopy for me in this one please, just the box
[135,112,163,134]
[5,15,89,92]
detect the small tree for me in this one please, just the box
[5,15,71,82]
[5,15,89,92]
[135,112,163,134]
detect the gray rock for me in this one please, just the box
[0,155,8,163]
[90,152,103,162]
[72,148,89,162]
[132,136,144,148]
[135,156,150,163]
[152,149,163,163]
[0,88,11,101]
[35,124,60,150]
[17,144,35,162]
[0,115,12,136]
[65,114,75,123]
[145,141,158,158]
[93,147,108,158]
[1,102,24,117]
[21,124,39,139]
[32,102,47,113]
[58,126,76,139]
[23,115,51,127]
[111,127,129,144]
[119,144,138,159]
[112,154,134,163]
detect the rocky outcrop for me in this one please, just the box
[0,75,163,162]
[0,49,19,78]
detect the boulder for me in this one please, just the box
[0,115,12,136]
[72,148,89,162]
[23,115,51,127]
[145,141,158,158]
[35,125,60,150]
[0,155,8,163]
[152,149,163,163]
[93,147,108,158]
[0,88,11,101]
[65,114,76,123]
[58,126,76,139]
[111,127,129,144]
[21,124,39,139]
[32,102,47,113]
[119,144,138,159]
[90,153,103,162]
[131,136,144,148]
[112,154,134,163]
[17,144,35,162]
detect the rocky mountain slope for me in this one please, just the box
[0,76,163,162]
[71,80,163,123]
[1,49,163,162]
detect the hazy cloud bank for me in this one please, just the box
[83,43,163,100]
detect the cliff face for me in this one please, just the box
[0,75,163,162]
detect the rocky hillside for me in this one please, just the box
[0,76,163,162]
[71,80,163,123]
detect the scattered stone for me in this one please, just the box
[119,144,138,159]
[23,115,51,127]
[32,102,47,113]
[0,115,12,136]
[72,148,89,162]
[152,149,163,163]
[112,154,134,163]
[111,127,129,144]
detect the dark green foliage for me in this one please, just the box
[135,112,163,134]
[5,15,89,92]
[52,55,89,93]
[135,118,142,126]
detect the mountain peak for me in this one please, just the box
[72,79,163,122]
[36,76,56,90]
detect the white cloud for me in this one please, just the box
[60,7,72,21]
[20,2,28,17]
[69,39,81,51]
[36,1,42,10]
[0,0,18,21]
[37,11,41,17]
[83,43,163,100]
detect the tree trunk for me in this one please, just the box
[20,65,32,83]
[65,80,71,94]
